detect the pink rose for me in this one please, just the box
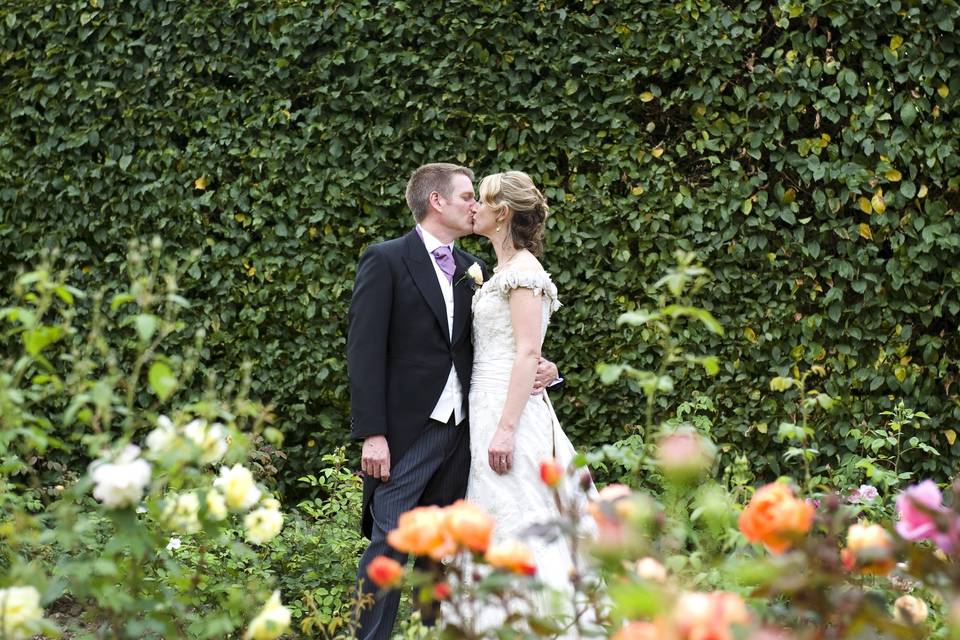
[895,480,958,552]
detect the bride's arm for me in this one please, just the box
[487,287,543,475]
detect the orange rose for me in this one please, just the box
[841,522,895,575]
[444,500,494,553]
[366,555,403,588]
[386,506,457,560]
[738,483,814,554]
[539,457,564,488]
[485,539,536,575]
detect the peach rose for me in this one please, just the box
[366,555,403,588]
[635,557,668,583]
[444,500,494,554]
[738,482,814,554]
[485,539,536,575]
[673,591,751,640]
[539,458,564,488]
[841,522,895,575]
[612,621,666,640]
[386,506,457,560]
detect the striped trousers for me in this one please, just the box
[355,415,470,640]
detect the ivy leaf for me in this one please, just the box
[871,189,886,214]
[885,169,902,182]
[946,430,957,446]
[859,223,873,241]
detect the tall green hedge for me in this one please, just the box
[2,0,959,491]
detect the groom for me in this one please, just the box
[347,163,558,639]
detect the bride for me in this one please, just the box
[462,170,597,634]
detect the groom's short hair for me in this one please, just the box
[405,163,474,222]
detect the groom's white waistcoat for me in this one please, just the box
[417,225,465,425]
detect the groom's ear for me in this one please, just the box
[428,190,443,212]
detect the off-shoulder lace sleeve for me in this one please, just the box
[493,269,561,312]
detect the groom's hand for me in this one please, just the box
[361,435,391,481]
[531,358,559,395]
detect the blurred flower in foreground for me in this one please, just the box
[387,506,457,560]
[163,492,201,534]
[485,539,536,575]
[739,482,814,554]
[895,480,959,553]
[539,457,564,488]
[673,591,751,640]
[444,500,494,553]
[893,594,928,626]
[183,418,229,465]
[656,425,716,482]
[635,557,667,583]
[841,522,895,575]
[90,444,152,509]
[366,556,404,588]
[612,620,663,640]
[0,585,43,640]
[244,591,290,640]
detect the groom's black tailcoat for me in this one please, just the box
[347,229,485,538]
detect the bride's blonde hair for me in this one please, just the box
[478,171,549,256]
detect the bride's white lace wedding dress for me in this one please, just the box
[462,268,597,636]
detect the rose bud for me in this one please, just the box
[366,555,404,588]
[539,458,564,488]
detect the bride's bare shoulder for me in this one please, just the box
[513,251,544,273]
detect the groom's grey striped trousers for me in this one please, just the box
[355,415,470,640]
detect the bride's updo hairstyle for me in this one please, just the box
[478,171,550,256]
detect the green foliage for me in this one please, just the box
[1,0,959,489]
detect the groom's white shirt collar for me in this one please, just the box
[417,224,452,254]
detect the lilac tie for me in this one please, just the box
[432,246,456,284]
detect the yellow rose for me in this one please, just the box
[245,506,283,545]
[214,464,261,512]
[244,591,290,640]
[205,489,228,521]
[0,586,43,640]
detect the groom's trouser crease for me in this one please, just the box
[355,415,469,640]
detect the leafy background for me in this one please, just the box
[1,0,959,494]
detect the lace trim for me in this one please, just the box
[484,269,561,313]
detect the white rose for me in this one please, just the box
[261,497,281,511]
[145,415,178,457]
[90,445,151,509]
[166,537,182,552]
[467,262,483,285]
[205,489,228,521]
[183,419,228,465]
[245,591,291,640]
[245,506,283,545]
[213,464,261,512]
[0,585,43,640]
[163,493,201,534]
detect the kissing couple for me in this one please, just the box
[348,163,595,639]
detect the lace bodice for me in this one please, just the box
[471,269,561,366]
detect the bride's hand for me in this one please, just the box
[488,427,515,475]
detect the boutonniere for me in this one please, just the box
[456,262,484,289]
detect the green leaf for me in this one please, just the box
[23,326,64,356]
[135,314,160,342]
[119,154,133,170]
[900,102,917,126]
[148,361,177,401]
[111,293,135,311]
